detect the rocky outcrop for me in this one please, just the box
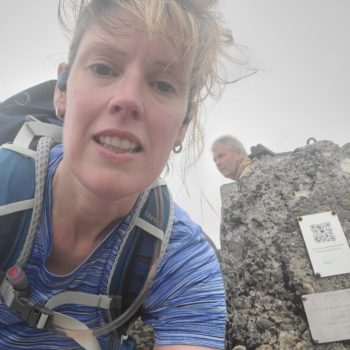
[128,318,154,349]
[221,140,350,350]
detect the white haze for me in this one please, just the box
[1,1,349,247]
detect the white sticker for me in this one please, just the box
[298,211,350,277]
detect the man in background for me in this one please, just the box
[212,135,251,180]
[212,135,251,202]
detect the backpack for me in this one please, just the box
[0,81,173,350]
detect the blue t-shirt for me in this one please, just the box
[0,145,226,349]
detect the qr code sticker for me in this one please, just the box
[310,222,336,243]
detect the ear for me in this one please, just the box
[54,63,67,118]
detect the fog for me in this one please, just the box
[1,1,349,247]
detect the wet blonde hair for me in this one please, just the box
[58,0,237,163]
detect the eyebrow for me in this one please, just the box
[82,41,126,59]
[84,41,188,82]
[154,56,178,71]
[153,59,188,85]
[84,42,180,68]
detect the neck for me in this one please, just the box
[52,163,138,242]
[234,158,251,180]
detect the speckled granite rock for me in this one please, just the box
[128,318,154,349]
[221,140,350,350]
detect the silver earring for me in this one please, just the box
[173,142,183,153]
[55,106,64,121]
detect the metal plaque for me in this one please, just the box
[298,211,350,277]
[302,289,350,343]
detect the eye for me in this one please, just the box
[152,81,176,94]
[90,63,115,77]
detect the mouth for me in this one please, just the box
[96,135,142,153]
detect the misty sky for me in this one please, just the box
[1,1,349,247]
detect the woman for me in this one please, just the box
[0,0,236,349]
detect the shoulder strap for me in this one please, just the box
[0,135,54,271]
[0,149,35,271]
[106,179,173,334]
[0,116,60,270]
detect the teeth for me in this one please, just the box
[98,136,140,152]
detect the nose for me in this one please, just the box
[107,72,144,120]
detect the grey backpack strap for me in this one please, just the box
[0,117,60,266]
[101,178,173,335]
[15,136,54,266]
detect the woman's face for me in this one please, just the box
[56,10,190,201]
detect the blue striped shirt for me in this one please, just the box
[0,145,226,349]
